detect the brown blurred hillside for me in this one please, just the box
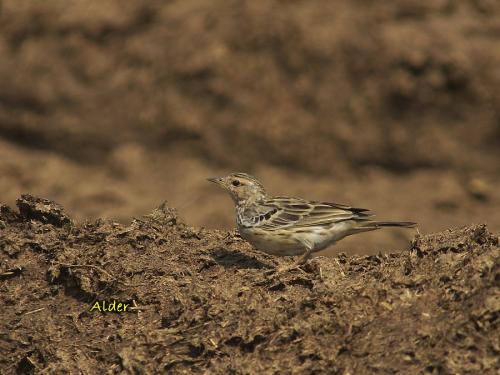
[0,0,499,255]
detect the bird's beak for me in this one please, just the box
[207,177,223,185]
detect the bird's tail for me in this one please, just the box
[373,221,417,228]
[349,220,417,235]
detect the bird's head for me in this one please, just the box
[207,172,267,205]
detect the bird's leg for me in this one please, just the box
[294,247,312,267]
[276,246,313,273]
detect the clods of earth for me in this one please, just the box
[1,195,499,374]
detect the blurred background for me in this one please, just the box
[0,0,499,255]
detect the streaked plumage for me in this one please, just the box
[208,173,416,265]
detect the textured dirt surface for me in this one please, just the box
[0,196,499,374]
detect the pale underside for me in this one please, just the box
[238,221,356,256]
[236,196,377,257]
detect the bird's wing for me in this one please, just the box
[245,197,373,231]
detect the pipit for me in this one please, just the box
[208,173,416,270]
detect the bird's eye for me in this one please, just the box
[231,180,241,187]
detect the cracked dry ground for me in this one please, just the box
[1,195,499,374]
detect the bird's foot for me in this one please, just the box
[264,250,314,275]
[263,262,305,276]
[275,257,317,274]
[276,263,308,274]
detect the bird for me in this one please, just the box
[208,172,416,270]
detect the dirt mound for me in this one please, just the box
[1,196,498,374]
